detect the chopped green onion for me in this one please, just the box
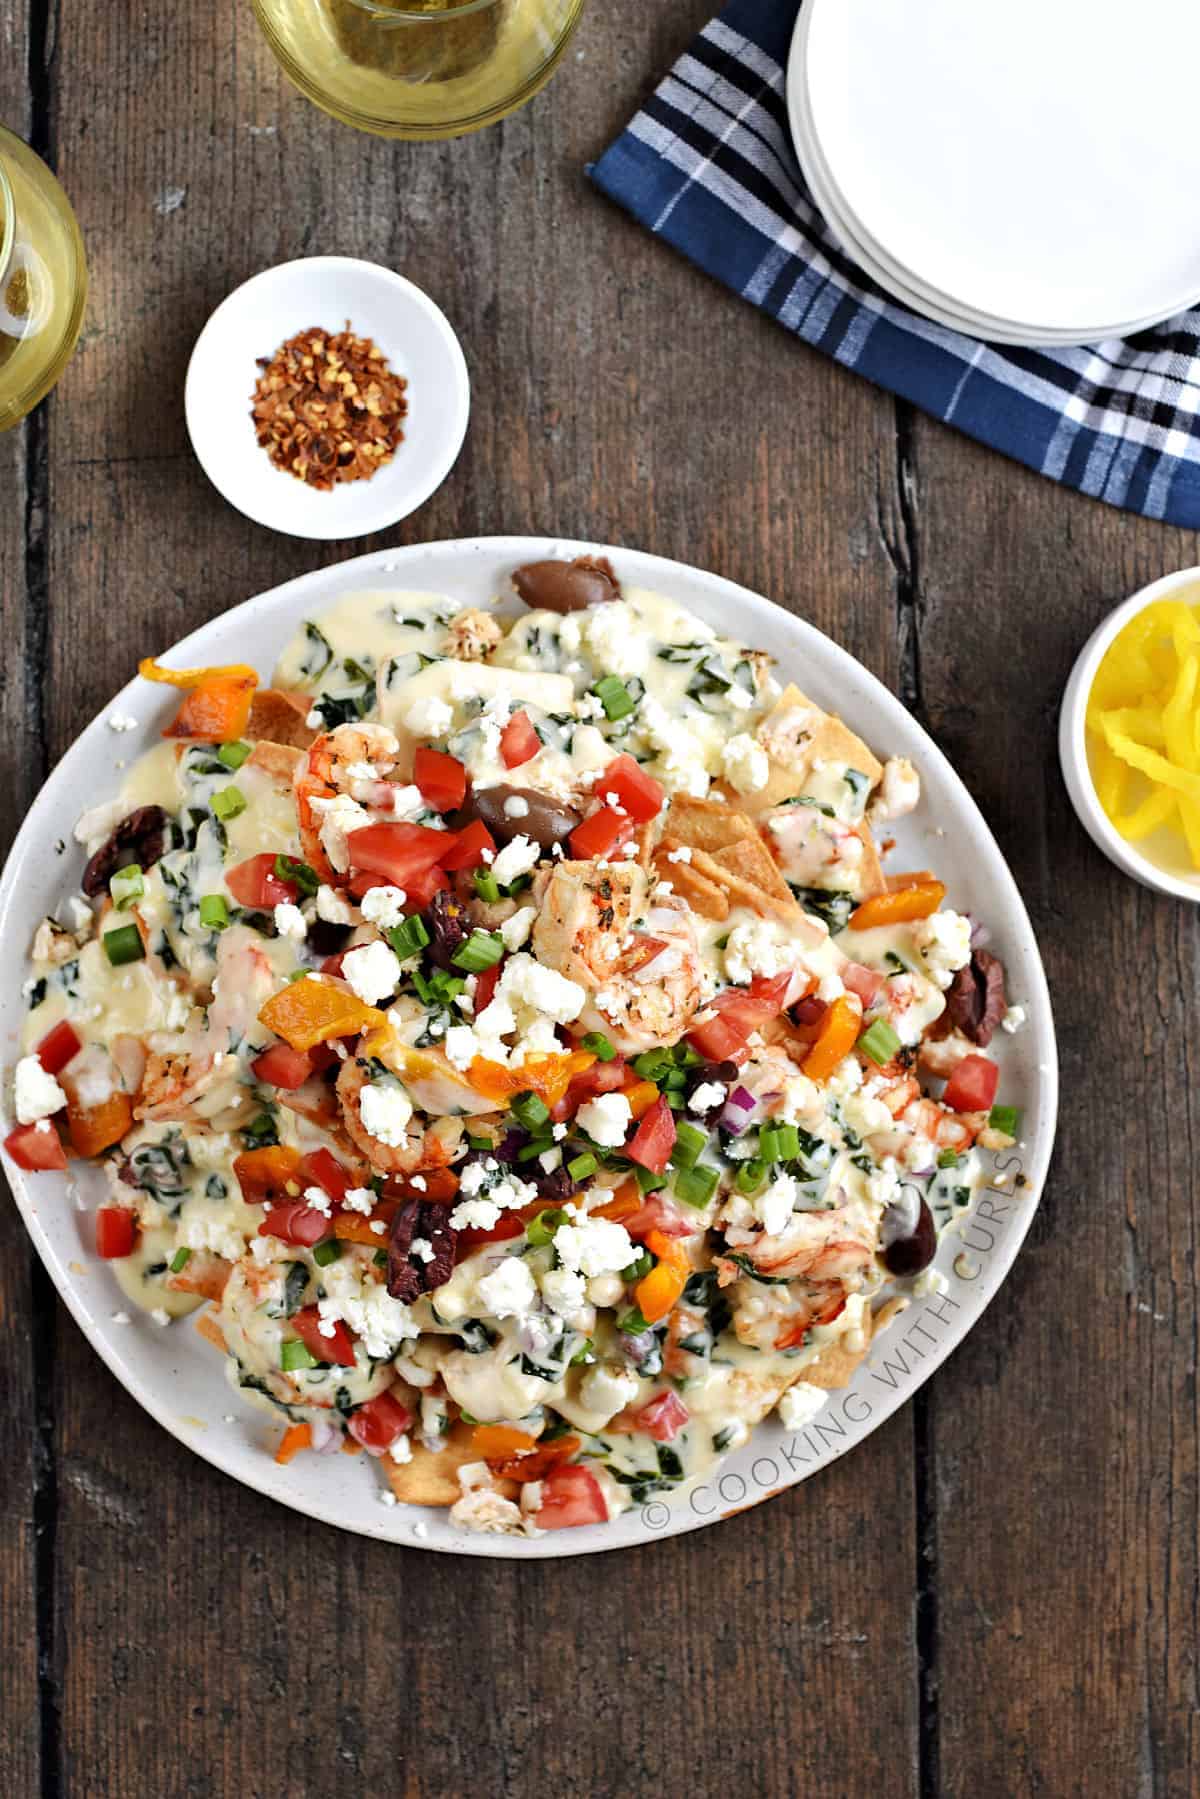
[526,1207,569,1248]
[217,739,252,771]
[569,1338,594,1366]
[661,1067,689,1092]
[665,1091,688,1111]
[280,1338,318,1372]
[621,1251,653,1281]
[516,1136,555,1163]
[758,1122,800,1166]
[511,1090,550,1132]
[567,1152,597,1183]
[592,674,637,721]
[312,1239,342,1267]
[411,969,433,1005]
[989,1104,1020,1137]
[670,1121,708,1170]
[672,1042,703,1068]
[632,1049,671,1082]
[102,923,144,967]
[387,915,431,961]
[473,868,501,904]
[857,1018,901,1066]
[465,1132,494,1152]
[936,1149,962,1169]
[242,1112,279,1148]
[618,1307,650,1335]
[635,1166,667,1194]
[274,854,319,898]
[581,1031,617,1062]
[199,894,230,931]
[674,1164,720,1208]
[109,864,143,909]
[451,929,504,973]
[211,784,247,821]
[169,1247,191,1274]
[736,1157,766,1195]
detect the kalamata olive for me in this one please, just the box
[424,888,470,970]
[387,1199,456,1300]
[511,555,620,614]
[880,1191,937,1277]
[81,805,171,897]
[305,919,352,959]
[536,1165,580,1204]
[474,785,581,849]
[945,948,1008,1047]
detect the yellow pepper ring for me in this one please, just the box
[138,655,259,689]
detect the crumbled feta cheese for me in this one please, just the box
[911,910,972,990]
[842,1089,895,1139]
[1001,1004,1027,1034]
[575,1091,632,1148]
[360,885,408,929]
[578,1364,640,1424]
[553,1216,635,1277]
[500,906,537,952]
[541,1266,588,1319]
[498,953,585,1024]
[342,1187,375,1214]
[666,845,693,864]
[342,941,401,1006]
[721,732,770,794]
[449,1487,529,1536]
[302,1185,333,1215]
[443,1024,481,1072]
[13,1055,66,1125]
[316,1258,418,1358]
[476,1256,538,1320]
[723,919,800,985]
[405,695,454,738]
[491,834,541,887]
[316,885,355,925]
[778,1381,827,1430]
[178,1212,249,1263]
[309,793,372,873]
[378,1489,398,1508]
[867,756,920,826]
[389,1433,413,1464]
[107,712,139,733]
[111,1311,131,1326]
[359,1080,413,1147]
[150,1307,171,1327]
[410,1237,436,1264]
[756,1172,798,1237]
[584,602,650,679]
[688,1080,725,1114]
[65,895,93,933]
[273,901,307,941]
[503,795,530,819]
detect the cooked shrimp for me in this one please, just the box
[442,608,502,662]
[765,804,870,893]
[532,861,703,1053]
[294,722,401,880]
[729,1278,848,1352]
[136,927,275,1124]
[336,1056,464,1174]
[725,1204,875,1283]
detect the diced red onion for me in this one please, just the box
[310,1419,343,1455]
[718,1085,758,1134]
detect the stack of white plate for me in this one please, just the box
[786,0,1200,347]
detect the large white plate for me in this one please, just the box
[805,0,1200,337]
[0,538,1058,1557]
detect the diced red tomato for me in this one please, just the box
[596,753,665,824]
[942,1054,1000,1114]
[634,1391,690,1442]
[454,1212,527,1255]
[413,746,467,813]
[251,1042,313,1090]
[347,821,448,888]
[710,970,795,1033]
[841,961,886,1007]
[289,1304,356,1367]
[569,805,635,862]
[347,1389,415,1453]
[500,710,540,770]
[299,1147,351,1205]
[36,1020,82,1076]
[96,1206,137,1259]
[404,863,449,908]
[686,1010,750,1067]
[551,1053,628,1122]
[258,1203,331,1247]
[536,1463,608,1530]
[4,1122,68,1172]
[625,1095,677,1174]
[623,1194,695,1242]
[226,852,297,910]
[473,961,502,1013]
[438,818,497,873]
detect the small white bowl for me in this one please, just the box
[185,256,470,540]
[1059,566,1200,902]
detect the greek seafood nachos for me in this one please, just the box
[6,555,1027,1539]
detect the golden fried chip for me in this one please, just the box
[689,846,800,923]
[247,740,303,785]
[249,687,318,749]
[661,794,756,854]
[653,844,731,920]
[384,1422,518,1508]
[739,683,884,816]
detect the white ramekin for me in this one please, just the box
[1059,566,1200,902]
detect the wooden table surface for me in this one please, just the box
[2,4,1197,1795]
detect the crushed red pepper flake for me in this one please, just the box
[250,323,408,491]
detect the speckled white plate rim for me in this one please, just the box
[0,537,1059,1557]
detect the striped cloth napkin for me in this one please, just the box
[589,0,1200,528]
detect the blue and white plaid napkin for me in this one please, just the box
[590,0,1200,528]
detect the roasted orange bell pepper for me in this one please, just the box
[333,1202,398,1246]
[63,1086,133,1158]
[139,657,259,744]
[644,1227,689,1274]
[468,1048,595,1109]
[274,1422,312,1465]
[849,879,946,931]
[471,1423,538,1460]
[635,1260,687,1325]
[801,993,863,1082]
[622,1078,661,1121]
[232,1144,304,1206]
[258,977,385,1052]
[592,1178,641,1223]
[489,1435,582,1481]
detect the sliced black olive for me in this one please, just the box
[511,555,620,613]
[880,1192,937,1277]
[474,785,580,849]
[81,806,171,897]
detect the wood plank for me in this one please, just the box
[38,2,925,1793]
[908,417,1200,1793]
[0,4,48,1793]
